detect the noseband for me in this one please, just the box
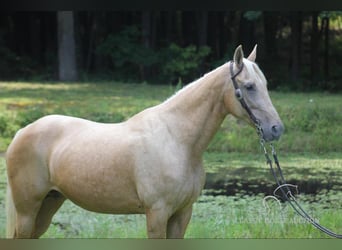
[229,61,260,128]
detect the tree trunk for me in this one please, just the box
[310,12,319,87]
[218,11,226,58]
[85,12,96,73]
[263,11,278,59]
[238,12,256,53]
[57,11,78,81]
[42,13,57,69]
[165,11,174,43]
[323,16,330,87]
[182,11,196,45]
[290,12,302,83]
[212,12,220,58]
[29,13,42,63]
[93,12,106,72]
[141,11,152,81]
[197,11,208,47]
[176,11,183,45]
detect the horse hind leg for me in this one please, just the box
[6,181,42,238]
[6,185,17,238]
[13,199,44,238]
[7,163,60,238]
[11,190,65,238]
[32,190,66,238]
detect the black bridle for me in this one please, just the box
[229,61,342,239]
[230,61,260,127]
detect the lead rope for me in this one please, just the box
[256,124,342,239]
[229,60,341,238]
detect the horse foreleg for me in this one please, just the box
[145,208,170,238]
[166,205,193,239]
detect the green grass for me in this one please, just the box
[0,81,341,238]
[208,92,342,153]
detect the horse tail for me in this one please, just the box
[6,183,16,238]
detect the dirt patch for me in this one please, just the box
[204,172,342,196]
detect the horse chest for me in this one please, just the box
[181,165,206,200]
[135,158,205,211]
[174,170,205,208]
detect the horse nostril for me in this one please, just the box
[272,125,278,134]
[271,124,284,137]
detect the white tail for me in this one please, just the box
[6,184,16,238]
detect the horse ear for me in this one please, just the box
[233,45,244,67]
[247,44,257,62]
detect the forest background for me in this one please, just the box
[0,11,341,91]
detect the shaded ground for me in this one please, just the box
[205,172,341,196]
[203,152,342,197]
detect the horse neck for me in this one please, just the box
[159,63,231,157]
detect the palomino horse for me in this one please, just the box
[6,45,284,238]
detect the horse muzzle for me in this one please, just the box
[261,122,284,142]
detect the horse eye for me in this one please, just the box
[245,83,256,91]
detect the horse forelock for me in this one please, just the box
[242,59,267,86]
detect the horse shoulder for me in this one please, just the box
[125,110,205,208]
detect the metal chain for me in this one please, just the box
[230,60,341,238]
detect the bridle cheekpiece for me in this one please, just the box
[229,61,260,129]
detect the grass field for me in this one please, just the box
[0,81,341,238]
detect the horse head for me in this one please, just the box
[224,45,284,141]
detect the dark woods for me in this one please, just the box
[0,11,341,91]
